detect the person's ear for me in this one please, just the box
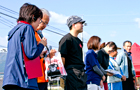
[72,24,75,28]
[33,17,37,21]
[32,15,37,21]
[74,24,77,27]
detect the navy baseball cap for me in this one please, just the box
[67,15,85,28]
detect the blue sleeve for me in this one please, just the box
[23,25,44,60]
[120,68,124,75]
[108,61,122,78]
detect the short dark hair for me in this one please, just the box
[123,40,132,46]
[106,41,117,51]
[17,3,43,24]
[69,25,72,30]
[87,36,101,50]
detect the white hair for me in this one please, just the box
[40,8,51,17]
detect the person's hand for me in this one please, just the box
[133,77,136,80]
[100,80,104,88]
[102,75,106,81]
[121,75,126,81]
[40,37,47,46]
[40,50,47,58]
[49,49,57,58]
[133,77,137,90]
[106,72,114,76]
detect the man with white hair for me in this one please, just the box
[35,8,56,90]
[36,8,50,32]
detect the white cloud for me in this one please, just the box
[135,18,140,28]
[0,36,8,48]
[49,11,68,24]
[110,31,117,37]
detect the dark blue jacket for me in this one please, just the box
[84,49,102,85]
[3,23,44,89]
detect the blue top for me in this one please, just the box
[3,23,44,89]
[84,49,102,85]
[107,56,123,83]
[109,57,123,78]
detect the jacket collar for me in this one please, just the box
[18,21,30,25]
[124,49,132,56]
[101,48,108,55]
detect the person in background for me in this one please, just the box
[84,36,106,90]
[59,15,87,90]
[97,42,116,90]
[116,40,136,90]
[3,3,47,90]
[107,42,126,90]
[35,8,56,90]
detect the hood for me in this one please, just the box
[8,23,24,41]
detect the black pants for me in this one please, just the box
[3,85,34,90]
[38,82,48,90]
[65,68,87,90]
[122,77,135,90]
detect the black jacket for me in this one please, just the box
[97,48,109,83]
[97,49,109,69]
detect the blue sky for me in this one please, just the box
[0,0,140,52]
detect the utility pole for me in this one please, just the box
[81,15,84,61]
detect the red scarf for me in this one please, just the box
[18,21,35,30]
[17,21,30,25]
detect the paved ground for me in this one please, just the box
[0,79,3,90]
[0,79,64,90]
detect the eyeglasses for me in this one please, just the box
[40,20,48,25]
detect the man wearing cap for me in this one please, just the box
[59,16,87,90]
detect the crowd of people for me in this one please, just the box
[2,3,137,90]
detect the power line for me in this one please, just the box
[0,5,88,42]
[0,16,16,25]
[0,5,19,15]
[0,18,14,27]
[0,12,17,19]
[47,25,68,34]
[0,5,67,34]
[0,19,86,44]
[0,17,87,43]
[0,11,66,36]
[0,5,138,26]
[44,28,64,36]
[0,20,13,28]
